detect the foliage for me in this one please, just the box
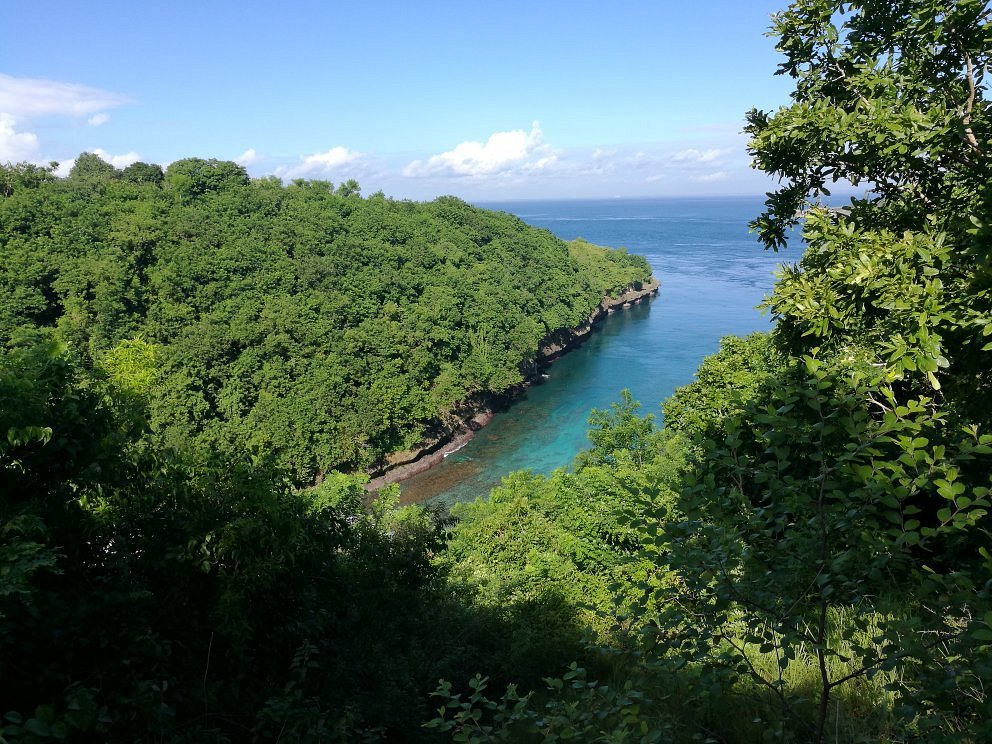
[444,394,685,650]
[0,338,560,741]
[639,2,992,741]
[120,161,164,185]
[0,158,651,483]
[746,0,991,250]
[425,663,667,743]
[433,3,992,742]
[651,348,992,740]
[10,3,992,741]
[0,162,57,198]
[662,332,781,445]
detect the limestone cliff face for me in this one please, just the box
[366,278,660,490]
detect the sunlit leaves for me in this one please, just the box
[748,0,992,249]
[0,165,651,482]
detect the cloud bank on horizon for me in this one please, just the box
[0,72,769,200]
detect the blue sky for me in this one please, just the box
[1,1,794,200]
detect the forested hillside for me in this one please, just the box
[3,0,991,742]
[0,161,651,481]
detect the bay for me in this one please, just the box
[399,196,796,506]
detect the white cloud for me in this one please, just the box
[92,148,141,168]
[301,146,357,169]
[50,148,141,177]
[523,154,558,172]
[0,73,129,119]
[276,146,363,179]
[403,122,554,178]
[691,171,729,183]
[627,151,656,168]
[0,113,41,162]
[0,74,132,167]
[671,148,729,165]
[235,147,259,166]
[579,148,663,177]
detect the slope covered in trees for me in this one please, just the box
[1,339,597,740]
[429,1,992,741]
[4,0,991,741]
[0,161,651,482]
[0,168,653,738]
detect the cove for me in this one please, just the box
[399,197,796,507]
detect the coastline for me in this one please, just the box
[364,278,660,494]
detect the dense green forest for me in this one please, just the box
[0,162,651,482]
[3,0,992,742]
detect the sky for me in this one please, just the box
[0,1,796,200]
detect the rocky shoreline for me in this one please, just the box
[364,278,660,493]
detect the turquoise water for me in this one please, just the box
[399,197,797,506]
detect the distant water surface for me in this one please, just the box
[399,197,798,506]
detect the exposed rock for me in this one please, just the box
[536,278,660,363]
[364,410,493,492]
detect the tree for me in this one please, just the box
[746,1,992,427]
[335,178,361,198]
[164,157,248,199]
[746,0,990,250]
[0,336,477,741]
[120,161,164,185]
[648,2,992,741]
[68,152,119,183]
[0,161,57,197]
[0,153,652,484]
[654,349,992,741]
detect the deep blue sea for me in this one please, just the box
[399,197,799,506]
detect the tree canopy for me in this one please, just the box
[429,2,992,741]
[5,2,991,741]
[0,158,651,482]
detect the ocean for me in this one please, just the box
[398,196,799,506]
